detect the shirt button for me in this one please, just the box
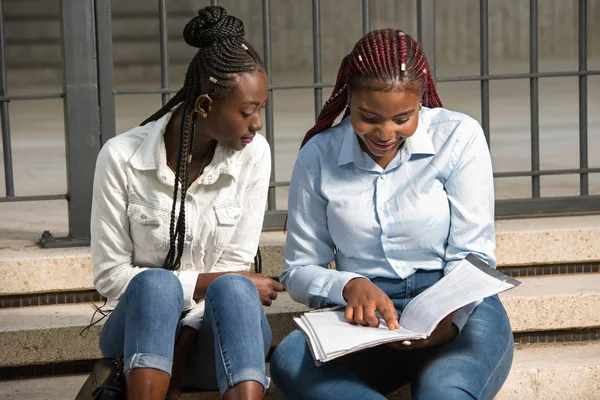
[140,214,147,220]
[185,263,192,269]
[186,234,192,241]
[161,176,167,182]
[186,194,193,201]
[379,175,385,180]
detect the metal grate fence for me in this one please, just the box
[0,0,598,246]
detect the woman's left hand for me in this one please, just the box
[387,310,459,351]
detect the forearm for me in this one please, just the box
[171,326,199,382]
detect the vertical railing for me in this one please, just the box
[417,0,436,78]
[312,0,323,119]
[529,0,541,198]
[95,0,116,146]
[578,0,588,196]
[159,0,170,106]
[0,0,14,198]
[362,0,370,36]
[262,0,276,216]
[480,0,490,146]
[42,0,103,245]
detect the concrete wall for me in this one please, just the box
[3,0,600,87]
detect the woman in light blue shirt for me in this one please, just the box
[270,29,513,400]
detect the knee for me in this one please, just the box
[206,273,258,303]
[270,330,308,387]
[129,269,183,305]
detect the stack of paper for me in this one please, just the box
[295,310,427,363]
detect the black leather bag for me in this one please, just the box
[75,358,125,400]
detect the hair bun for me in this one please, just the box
[183,6,245,48]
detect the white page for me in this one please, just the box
[298,310,426,361]
[399,255,519,336]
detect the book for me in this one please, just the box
[294,253,521,363]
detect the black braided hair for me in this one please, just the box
[142,6,264,271]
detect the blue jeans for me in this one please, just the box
[99,269,271,396]
[270,270,514,400]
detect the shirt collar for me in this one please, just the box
[129,107,238,185]
[337,111,436,168]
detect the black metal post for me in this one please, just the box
[159,0,170,106]
[578,0,589,196]
[57,0,102,244]
[312,0,323,120]
[362,0,370,36]
[417,0,436,79]
[480,0,490,146]
[95,0,116,145]
[530,0,540,198]
[262,0,276,212]
[0,0,14,197]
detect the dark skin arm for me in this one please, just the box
[343,277,459,350]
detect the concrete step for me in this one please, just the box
[1,342,598,400]
[1,274,599,368]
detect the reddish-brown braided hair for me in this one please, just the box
[301,29,442,148]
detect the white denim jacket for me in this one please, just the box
[91,110,271,330]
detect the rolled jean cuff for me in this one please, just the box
[217,367,271,396]
[124,353,173,376]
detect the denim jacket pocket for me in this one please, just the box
[213,201,242,249]
[127,202,169,251]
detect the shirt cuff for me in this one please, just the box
[452,299,482,332]
[174,270,201,310]
[180,301,205,331]
[329,272,369,306]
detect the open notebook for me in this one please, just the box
[294,254,521,363]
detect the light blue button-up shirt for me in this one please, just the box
[281,107,496,331]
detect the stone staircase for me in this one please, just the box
[1,216,600,399]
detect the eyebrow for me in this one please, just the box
[358,106,416,118]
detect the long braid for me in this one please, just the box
[301,29,442,148]
[143,6,264,271]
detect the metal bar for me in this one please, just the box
[0,0,14,197]
[495,167,600,178]
[496,195,600,218]
[417,0,436,78]
[95,0,116,145]
[436,70,600,82]
[0,194,67,203]
[530,0,540,198]
[269,181,291,188]
[262,210,289,231]
[480,0,490,146]
[362,0,370,36]
[60,0,102,240]
[210,0,218,5]
[159,0,170,106]
[0,93,64,101]
[312,0,322,120]
[262,0,276,211]
[578,0,589,195]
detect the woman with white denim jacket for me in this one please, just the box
[89,6,282,400]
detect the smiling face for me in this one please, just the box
[199,69,269,151]
[349,88,421,168]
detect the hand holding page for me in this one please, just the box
[294,254,520,363]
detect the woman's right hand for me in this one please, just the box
[342,278,399,330]
[239,272,284,306]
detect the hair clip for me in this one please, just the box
[401,63,406,71]
[208,76,218,84]
[187,155,193,163]
[358,55,363,62]
[423,68,427,74]
[399,32,406,36]
[241,43,249,51]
